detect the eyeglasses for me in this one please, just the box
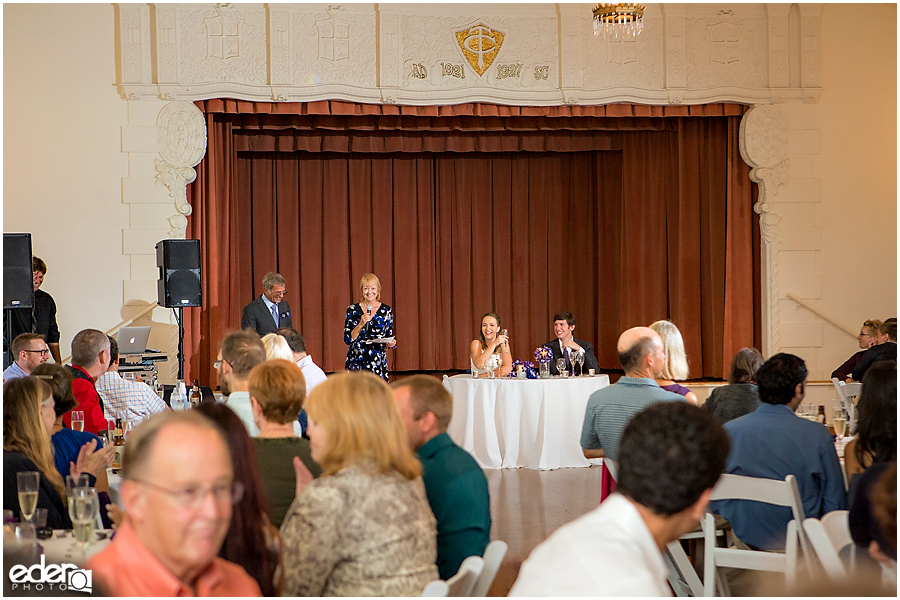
[270,290,287,297]
[134,479,244,508]
[213,358,229,369]
[23,349,50,356]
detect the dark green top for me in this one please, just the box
[418,433,491,580]
[252,437,322,528]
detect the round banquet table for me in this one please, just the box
[444,373,610,470]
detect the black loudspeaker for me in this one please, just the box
[156,239,202,308]
[4,233,34,309]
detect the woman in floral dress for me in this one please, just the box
[343,273,395,381]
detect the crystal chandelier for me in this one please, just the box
[592,3,645,40]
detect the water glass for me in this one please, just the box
[15,523,36,547]
[556,358,566,377]
[66,473,90,497]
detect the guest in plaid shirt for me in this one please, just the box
[96,335,168,422]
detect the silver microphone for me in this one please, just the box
[366,304,373,316]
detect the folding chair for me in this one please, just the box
[469,540,508,597]
[422,556,484,597]
[803,510,853,581]
[703,474,810,596]
[831,378,861,435]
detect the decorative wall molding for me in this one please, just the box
[154,101,207,238]
[116,3,822,106]
[113,4,828,370]
[740,104,791,356]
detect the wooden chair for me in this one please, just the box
[703,474,810,596]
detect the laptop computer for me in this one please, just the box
[116,326,151,355]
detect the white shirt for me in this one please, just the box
[509,493,670,597]
[296,355,327,396]
[96,371,168,422]
[224,390,302,437]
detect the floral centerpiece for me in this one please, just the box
[534,345,554,378]
[509,359,538,379]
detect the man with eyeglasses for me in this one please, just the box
[240,271,293,336]
[87,411,262,596]
[2,333,49,381]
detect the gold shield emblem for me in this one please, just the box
[455,23,504,77]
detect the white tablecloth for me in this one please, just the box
[444,374,610,470]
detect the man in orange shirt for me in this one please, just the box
[87,411,262,596]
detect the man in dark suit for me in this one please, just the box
[543,311,601,376]
[240,272,292,336]
[851,320,896,382]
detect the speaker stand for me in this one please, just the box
[173,307,185,381]
[3,309,14,370]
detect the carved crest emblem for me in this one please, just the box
[205,6,241,60]
[317,19,351,62]
[607,39,637,66]
[708,21,741,65]
[454,23,504,77]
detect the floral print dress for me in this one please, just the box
[344,303,393,381]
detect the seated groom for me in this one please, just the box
[511,402,729,596]
[543,311,601,375]
[87,411,262,596]
[391,375,491,580]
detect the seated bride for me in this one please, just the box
[469,312,512,377]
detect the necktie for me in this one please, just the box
[563,342,571,367]
[271,304,279,327]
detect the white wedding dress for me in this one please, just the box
[470,352,502,376]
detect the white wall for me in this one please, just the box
[815,3,897,373]
[3,3,896,380]
[4,4,129,360]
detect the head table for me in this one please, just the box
[443,373,610,470]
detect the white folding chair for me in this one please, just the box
[421,580,449,597]
[803,510,853,581]
[831,378,861,435]
[605,458,707,597]
[469,540,507,597]
[446,555,483,597]
[703,474,810,596]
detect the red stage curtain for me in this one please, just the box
[185,102,758,385]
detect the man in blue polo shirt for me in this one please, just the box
[712,352,846,551]
[392,375,491,580]
[580,326,685,461]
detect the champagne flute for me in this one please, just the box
[67,487,99,561]
[556,358,566,378]
[71,410,85,432]
[17,472,40,523]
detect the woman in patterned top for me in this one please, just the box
[343,273,396,381]
[280,371,437,596]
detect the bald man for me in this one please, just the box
[580,327,685,461]
[87,412,261,596]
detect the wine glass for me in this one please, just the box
[575,350,585,377]
[556,358,566,378]
[67,487,99,561]
[71,410,85,432]
[16,472,39,523]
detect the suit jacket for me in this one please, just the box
[542,338,601,375]
[851,341,897,382]
[241,296,292,336]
